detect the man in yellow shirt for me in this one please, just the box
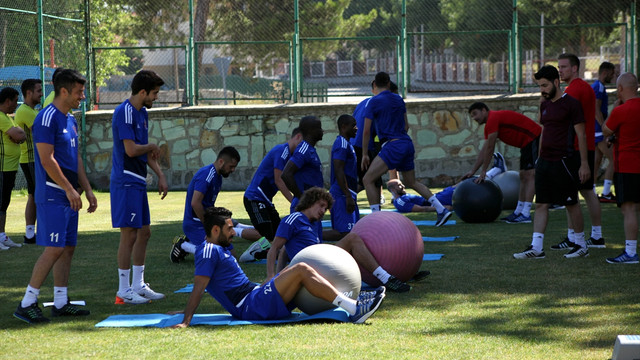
[0,87,26,250]
[15,79,43,244]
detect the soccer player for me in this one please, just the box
[14,69,97,323]
[42,68,64,108]
[592,62,616,202]
[602,72,640,264]
[111,70,168,305]
[387,179,454,213]
[464,102,541,223]
[513,65,590,260]
[267,187,411,292]
[170,206,385,327]
[15,79,43,245]
[0,87,26,250]
[361,72,451,226]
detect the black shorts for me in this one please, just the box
[520,137,539,171]
[20,162,36,195]
[243,196,281,241]
[577,150,595,190]
[535,156,580,205]
[354,145,383,189]
[614,172,640,206]
[0,171,17,212]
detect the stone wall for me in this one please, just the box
[82,93,599,191]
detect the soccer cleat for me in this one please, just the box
[493,152,507,173]
[136,283,165,301]
[1,237,22,248]
[14,303,50,324]
[115,288,151,305]
[506,214,532,224]
[51,302,90,317]
[411,270,430,282]
[384,276,411,292]
[598,193,616,203]
[606,251,639,264]
[563,245,589,258]
[500,212,519,222]
[170,235,188,263]
[585,237,606,249]
[548,204,565,210]
[239,237,271,263]
[435,209,452,227]
[357,286,386,302]
[23,236,36,245]
[350,293,385,324]
[513,245,545,259]
[550,237,576,250]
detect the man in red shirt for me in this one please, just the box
[602,73,640,264]
[465,103,541,223]
[552,53,605,251]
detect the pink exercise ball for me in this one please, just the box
[351,211,424,286]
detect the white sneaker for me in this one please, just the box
[1,237,22,248]
[135,283,165,300]
[0,242,9,250]
[116,288,151,304]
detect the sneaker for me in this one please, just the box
[585,237,606,249]
[598,193,616,203]
[357,286,386,302]
[170,235,188,263]
[435,209,452,227]
[0,242,9,251]
[506,214,532,224]
[239,237,271,263]
[380,194,386,205]
[384,276,411,292]
[350,293,385,324]
[23,236,36,245]
[513,245,545,259]
[606,251,639,264]
[51,302,90,317]
[550,237,576,250]
[563,245,589,258]
[1,237,22,248]
[493,152,507,173]
[14,303,50,324]
[411,270,430,282]
[549,204,565,210]
[115,288,151,305]
[136,283,165,300]
[500,212,519,222]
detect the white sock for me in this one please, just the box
[567,229,575,242]
[181,241,197,254]
[603,180,613,195]
[372,266,391,284]
[233,227,245,237]
[21,285,39,308]
[25,225,35,239]
[333,293,357,315]
[486,167,501,179]
[573,232,586,248]
[118,268,131,293]
[522,202,532,216]
[428,195,446,213]
[531,232,544,252]
[591,226,602,240]
[132,265,145,291]
[626,240,637,256]
[370,204,381,212]
[54,286,68,309]
[514,201,524,215]
[235,223,253,229]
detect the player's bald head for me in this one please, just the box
[617,72,638,92]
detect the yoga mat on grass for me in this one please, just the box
[422,236,458,242]
[321,219,456,228]
[423,254,444,261]
[95,308,350,328]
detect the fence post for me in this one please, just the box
[37,0,46,101]
[511,0,519,93]
[400,0,407,97]
[188,0,195,105]
[632,0,637,74]
[84,0,93,108]
[292,0,300,103]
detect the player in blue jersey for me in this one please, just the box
[267,187,412,292]
[111,70,168,305]
[170,207,385,326]
[14,69,97,324]
[361,72,452,227]
[592,62,616,202]
[387,179,454,213]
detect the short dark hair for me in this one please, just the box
[217,146,241,162]
[374,72,390,88]
[599,61,615,74]
[203,207,233,238]
[0,87,19,104]
[468,102,489,113]
[299,115,320,137]
[558,53,580,71]
[295,187,334,212]
[389,81,398,94]
[337,114,355,129]
[534,65,559,82]
[51,67,65,83]
[291,127,301,137]
[21,79,42,97]
[54,69,86,98]
[131,70,164,95]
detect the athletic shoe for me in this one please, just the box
[585,237,606,249]
[0,242,9,251]
[51,302,90,317]
[411,270,430,282]
[435,209,452,227]
[598,193,616,203]
[115,288,151,305]
[563,245,589,258]
[493,152,507,173]
[548,204,565,210]
[1,237,22,248]
[239,237,271,263]
[500,212,518,222]
[513,245,545,259]
[350,293,385,324]
[606,251,639,264]
[23,236,36,245]
[506,214,532,224]
[384,276,411,292]
[136,283,165,300]
[357,286,386,302]
[14,303,50,324]
[550,237,576,250]
[380,194,386,205]
[170,235,188,263]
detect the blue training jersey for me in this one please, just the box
[288,140,323,193]
[195,242,258,318]
[110,99,149,188]
[244,142,290,204]
[351,97,376,151]
[183,164,222,227]
[330,135,358,195]
[592,80,608,134]
[275,211,319,260]
[363,90,410,142]
[33,104,79,204]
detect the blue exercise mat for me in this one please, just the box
[321,219,456,228]
[423,254,444,261]
[174,284,208,293]
[422,236,458,242]
[95,308,351,328]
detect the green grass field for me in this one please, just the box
[1,189,638,359]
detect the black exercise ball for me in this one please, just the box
[452,178,503,223]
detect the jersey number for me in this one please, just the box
[70,138,76,148]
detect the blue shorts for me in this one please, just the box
[378,138,415,172]
[36,202,78,247]
[595,121,604,144]
[330,190,359,233]
[435,186,454,206]
[238,278,294,320]
[184,223,207,247]
[110,186,150,228]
